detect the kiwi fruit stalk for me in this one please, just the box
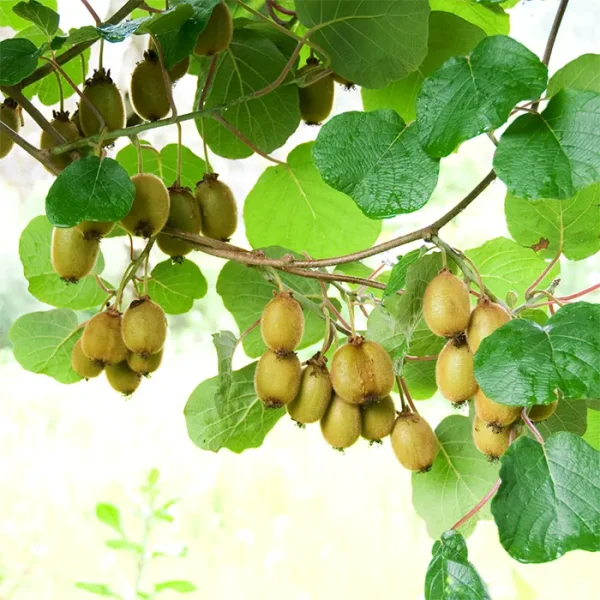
[467,297,511,353]
[130,50,171,122]
[260,291,305,353]
[255,349,301,408]
[122,297,167,356]
[127,349,163,376]
[423,269,471,337]
[320,394,362,450]
[0,98,21,158]
[157,186,203,257]
[435,336,478,404]
[361,395,396,441]
[40,111,79,173]
[194,173,237,240]
[121,173,170,238]
[391,411,439,472]
[193,2,233,56]
[71,339,103,379]
[82,309,129,367]
[287,355,332,424]
[298,58,334,125]
[77,220,115,240]
[529,401,558,422]
[51,226,100,283]
[474,388,521,431]
[79,69,125,138]
[106,361,142,396]
[472,416,512,459]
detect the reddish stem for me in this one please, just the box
[197,55,219,111]
[559,283,600,301]
[399,378,418,414]
[451,479,501,531]
[522,409,545,445]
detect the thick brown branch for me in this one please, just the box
[542,0,570,67]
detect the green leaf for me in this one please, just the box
[75,583,121,598]
[185,362,284,453]
[547,54,600,96]
[0,38,39,85]
[425,530,491,600]
[417,35,548,157]
[474,302,600,406]
[244,142,381,257]
[0,0,56,31]
[95,503,123,534]
[429,0,509,35]
[212,331,238,403]
[65,25,99,45]
[384,249,424,297]
[296,0,429,88]
[492,433,600,563]
[13,0,59,36]
[45,157,135,228]
[412,415,500,539]
[494,89,600,199]
[312,110,440,219]
[584,409,600,450]
[19,216,108,310]
[155,580,197,593]
[146,468,160,487]
[147,259,208,315]
[9,309,82,384]
[116,142,162,180]
[362,12,486,123]
[532,399,588,440]
[105,539,142,553]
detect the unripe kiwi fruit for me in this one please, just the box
[330,337,394,405]
[423,269,471,337]
[474,388,521,430]
[361,395,396,441]
[70,109,84,136]
[130,50,170,122]
[40,111,79,173]
[529,401,558,422]
[122,297,167,357]
[77,220,115,240]
[82,309,129,366]
[121,173,170,238]
[320,394,362,449]
[157,186,202,257]
[391,412,439,472]
[194,173,237,240]
[435,336,478,404]
[149,40,189,81]
[260,291,304,352]
[255,349,302,408]
[193,2,233,56]
[51,226,100,283]
[0,98,20,158]
[127,349,163,376]
[287,356,332,424]
[467,298,511,353]
[106,361,141,396]
[71,339,103,379]
[472,415,511,459]
[298,58,334,125]
[79,69,125,138]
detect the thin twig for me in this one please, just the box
[558,282,600,301]
[451,479,501,531]
[399,378,418,414]
[0,122,60,174]
[522,409,545,444]
[405,354,438,362]
[317,280,352,331]
[542,0,570,66]
[80,0,102,24]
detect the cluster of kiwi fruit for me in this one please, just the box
[423,268,558,459]
[254,290,440,472]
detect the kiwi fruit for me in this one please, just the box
[130,50,171,122]
[127,348,163,376]
[361,395,396,441]
[467,298,511,353]
[70,109,84,136]
[71,339,103,379]
[255,349,302,408]
[106,361,142,396]
[260,290,304,353]
[149,40,189,81]
[0,98,20,158]
[287,355,332,424]
[51,226,100,283]
[79,69,125,137]
[472,415,511,459]
[423,269,471,337]
[435,336,478,404]
[77,220,115,240]
[390,412,439,472]
[320,394,362,449]
[298,58,334,125]
[81,309,129,366]
[157,186,203,257]
[474,388,521,431]
[193,2,233,56]
[330,336,394,405]
[122,297,167,356]
[194,173,237,240]
[332,72,355,90]
[121,173,170,238]
[39,110,79,172]
[529,401,558,422]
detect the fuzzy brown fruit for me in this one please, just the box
[130,50,170,122]
[330,337,394,405]
[423,269,471,337]
[255,349,302,408]
[106,361,141,396]
[260,291,304,352]
[76,220,115,240]
[121,173,170,238]
[529,401,558,422]
[467,298,511,353]
[79,69,125,137]
[435,337,478,404]
[472,415,511,459]
[361,395,396,441]
[81,309,129,367]
[51,226,100,282]
[298,58,334,125]
[127,349,163,376]
[0,98,20,158]
[40,111,79,172]
[194,173,237,240]
[122,297,167,356]
[391,412,439,472]
[193,2,233,56]
[287,357,332,424]
[474,388,521,430]
[320,394,362,449]
[71,339,103,379]
[157,186,202,257]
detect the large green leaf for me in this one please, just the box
[494,89,600,199]
[492,433,600,563]
[312,110,439,219]
[244,143,381,257]
[0,0,56,31]
[417,35,548,157]
[547,54,600,97]
[0,38,39,85]
[429,0,509,34]
[13,0,59,36]
[296,0,429,88]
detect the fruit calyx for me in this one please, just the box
[197,172,220,185]
[348,335,365,347]
[451,332,468,346]
[168,183,192,194]
[306,352,327,369]
[51,110,71,122]
[143,49,160,63]
[2,97,18,110]
[86,68,114,88]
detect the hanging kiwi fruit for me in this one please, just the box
[320,394,362,450]
[474,388,521,431]
[106,361,142,396]
[529,401,558,422]
[194,173,238,241]
[260,290,305,353]
[76,220,115,240]
[39,110,79,173]
[51,226,100,283]
[193,1,233,56]
[298,57,334,125]
[390,411,439,472]
[255,349,302,408]
[435,335,478,404]
[157,186,203,258]
[71,339,104,380]
[127,349,164,377]
[472,416,513,459]
[79,69,125,138]
[361,395,396,442]
[81,309,129,367]
[121,173,170,238]
[467,297,511,353]
[149,39,189,82]
[287,354,333,425]
[130,50,171,122]
[0,98,21,159]
[121,297,168,357]
[423,269,471,337]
